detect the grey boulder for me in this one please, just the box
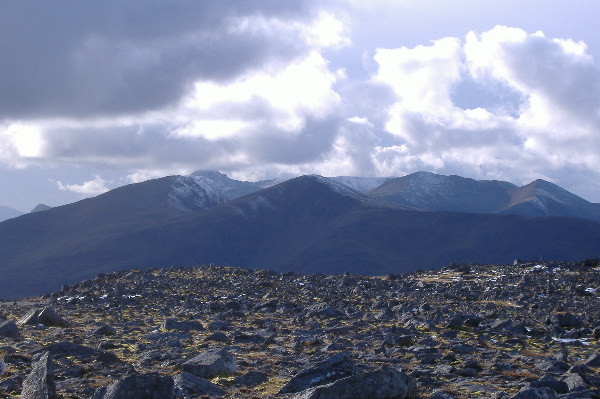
[0,320,21,339]
[93,373,174,399]
[21,352,58,399]
[294,366,416,399]
[181,348,237,378]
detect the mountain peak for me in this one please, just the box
[167,175,227,212]
[30,204,52,213]
[191,170,231,183]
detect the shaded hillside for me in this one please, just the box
[2,175,600,299]
[0,175,225,298]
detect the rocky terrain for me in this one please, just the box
[1,260,600,398]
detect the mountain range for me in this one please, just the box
[1,171,600,299]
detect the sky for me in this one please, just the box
[2,0,600,211]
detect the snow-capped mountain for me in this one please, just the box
[330,176,391,192]
[368,172,515,213]
[369,171,600,221]
[167,175,227,212]
[191,170,268,200]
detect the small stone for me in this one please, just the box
[91,324,117,336]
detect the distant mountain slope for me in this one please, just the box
[1,174,600,299]
[502,179,600,219]
[0,205,23,222]
[30,204,52,213]
[369,171,600,221]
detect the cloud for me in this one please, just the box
[56,175,110,195]
[0,1,323,119]
[371,25,600,187]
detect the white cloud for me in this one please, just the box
[56,175,110,196]
[179,51,342,138]
[371,25,600,188]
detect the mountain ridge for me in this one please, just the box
[368,171,600,221]
[1,172,600,298]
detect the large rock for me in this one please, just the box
[0,320,21,339]
[279,352,358,394]
[562,373,589,391]
[583,353,600,367]
[173,372,225,397]
[509,387,558,399]
[19,308,70,327]
[161,318,204,332]
[21,352,58,399]
[293,366,416,399]
[546,312,583,329]
[93,373,174,399]
[181,348,237,378]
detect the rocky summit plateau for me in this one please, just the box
[1,260,600,398]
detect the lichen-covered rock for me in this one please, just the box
[21,352,58,399]
[181,348,236,378]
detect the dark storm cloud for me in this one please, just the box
[0,1,318,118]
[42,123,232,168]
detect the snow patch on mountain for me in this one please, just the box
[330,176,391,192]
[313,175,364,197]
[191,170,267,200]
[167,175,227,212]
